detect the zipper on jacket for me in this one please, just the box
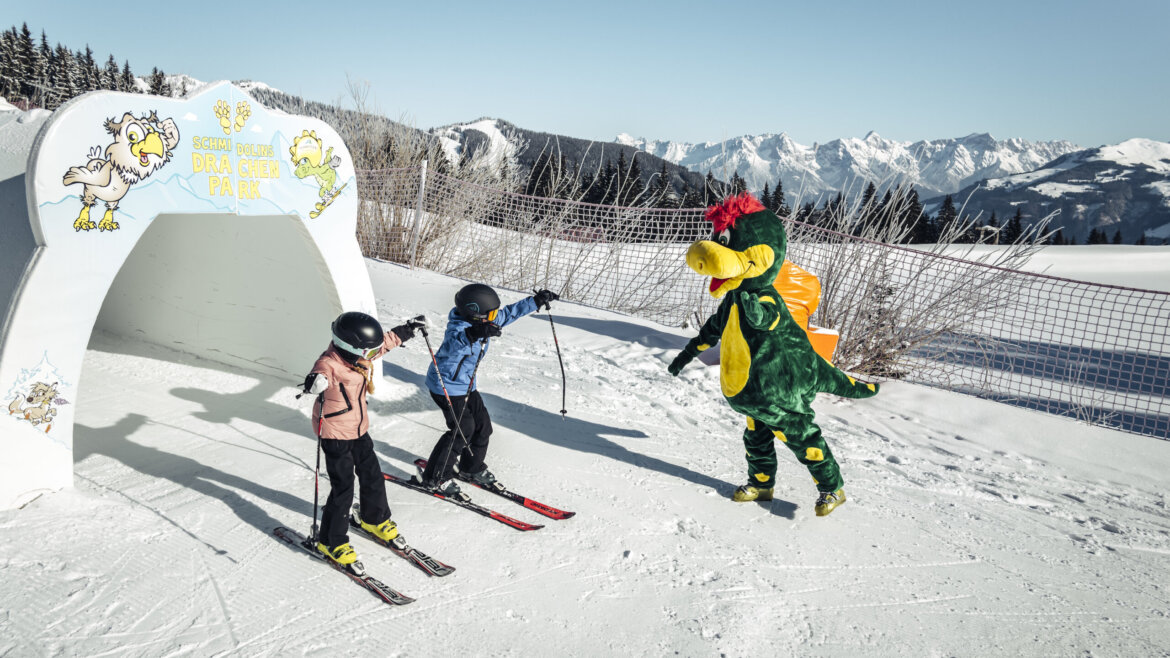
[323,384,353,418]
[451,354,469,382]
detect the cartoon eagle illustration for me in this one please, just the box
[62,111,180,232]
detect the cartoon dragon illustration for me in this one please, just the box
[62,111,180,232]
[289,129,347,218]
[667,193,879,516]
[8,381,62,433]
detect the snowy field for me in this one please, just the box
[1,258,1169,657]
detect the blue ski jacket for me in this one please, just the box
[425,295,538,396]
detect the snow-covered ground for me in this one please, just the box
[2,259,1168,656]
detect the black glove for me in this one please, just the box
[390,323,415,343]
[466,322,502,342]
[667,350,695,376]
[533,289,560,310]
[391,315,429,343]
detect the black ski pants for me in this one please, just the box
[422,390,492,483]
[318,433,391,547]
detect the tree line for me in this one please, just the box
[0,22,175,110]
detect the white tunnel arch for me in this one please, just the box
[0,82,376,509]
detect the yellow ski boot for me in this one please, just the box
[361,518,399,542]
[732,485,774,502]
[353,504,399,542]
[814,489,846,516]
[316,542,358,566]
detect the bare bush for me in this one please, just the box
[783,179,1054,377]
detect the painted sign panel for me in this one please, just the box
[0,82,375,508]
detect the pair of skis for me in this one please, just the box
[272,504,455,606]
[381,459,575,532]
[273,463,574,606]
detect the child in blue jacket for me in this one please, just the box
[416,283,558,496]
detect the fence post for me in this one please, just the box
[409,159,428,270]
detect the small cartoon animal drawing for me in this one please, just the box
[289,129,347,218]
[62,111,180,232]
[8,381,61,433]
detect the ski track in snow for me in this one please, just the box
[1,260,1168,656]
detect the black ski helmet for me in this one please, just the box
[331,311,384,358]
[455,283,500,322]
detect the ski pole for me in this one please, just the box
[309,416,323,544]
[452,341,488,439]
[421,327,481,479]
[537,294,568,420]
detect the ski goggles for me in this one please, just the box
[471,309,498,322]
[333,335,382,360]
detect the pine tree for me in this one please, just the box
[1111,230,1122,244]
[1003,207,1024,243]
[1051,228,1065,245]
[54,44,79,99]
[772,177,788,215]
[1135,233,1148,245]
[704,171,717,206]
[760,182,771,210]
[0,29,15,99]
[80,46,97,92]
[15,23,35,100]
[623,152,645,205]
[101,55,119,90]
[32,30,51,106]
[651,161,672,207]
[730,171,747,195]
[936,195,958,242]
[903,189,924,243]
[148,67,167,96]
[859,181,878,226]
[120,60,136,92]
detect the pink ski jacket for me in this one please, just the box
[309,331,401,439]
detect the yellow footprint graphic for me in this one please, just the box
[234,101,251,132]
[214,100,232,135]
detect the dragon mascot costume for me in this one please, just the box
[668,193,879,516]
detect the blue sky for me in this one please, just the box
[10,0,1169,147]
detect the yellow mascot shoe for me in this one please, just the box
[814,489,846,516]
[732,484,774,502]
[361,518,399,542]
[317,542,358,566]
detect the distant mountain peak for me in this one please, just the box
[618,130,1083,199]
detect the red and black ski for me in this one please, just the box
[382,471,544,532]
[415,459,576,521]
[273,526,414,605]
[348,505,455,577]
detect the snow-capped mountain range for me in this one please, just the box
[616,131,1082,200]
[933,138,1170,242]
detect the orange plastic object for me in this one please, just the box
[774,260,838,362]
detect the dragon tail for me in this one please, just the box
[816,357,879,399]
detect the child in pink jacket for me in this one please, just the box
[301,311,424,566]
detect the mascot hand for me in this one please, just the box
[668,350,695,376]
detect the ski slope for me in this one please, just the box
[1,260,1169,657]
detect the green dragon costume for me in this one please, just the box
[668,193,878,516]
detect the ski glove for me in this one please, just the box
[466,322,502,342]
[667,350,695,376]
[302,373,329,395]
[533,289,560,310]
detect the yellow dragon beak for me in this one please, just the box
[685,240,776,298]
[132,131,166,165]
